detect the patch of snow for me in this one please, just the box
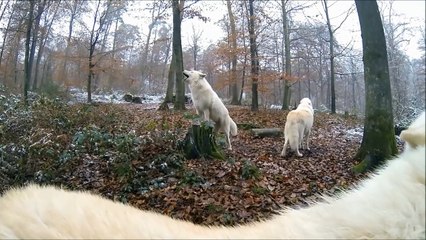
[67,87,164,105]
[346,127,363,138]
[270,104,282,109]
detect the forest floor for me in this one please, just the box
[0,99,405,226]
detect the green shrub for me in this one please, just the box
[240,160,261,180]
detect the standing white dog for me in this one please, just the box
[281,98,314,157]
[183,70,238,150]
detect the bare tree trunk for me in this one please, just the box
[29,0,46,91]
[227,0,239,105]
[248,0,259,111]
[172,0,185,110]
[24,1,35,104]
[34,2,58,90]
[0,0,13,72]
[87,0,103,103]
[322,0,336,114]
[281,0,291,110]
[353,0,397,173]
[61,0,80,88]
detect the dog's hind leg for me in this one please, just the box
[280,137,289,157]
[304,129,311,150]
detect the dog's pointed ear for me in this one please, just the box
[200,73,206,78]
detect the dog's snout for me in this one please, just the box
[183,72,189,78]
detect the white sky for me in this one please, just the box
[125,0,425,59]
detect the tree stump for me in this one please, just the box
[181,121,224,160]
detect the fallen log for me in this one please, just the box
[250,128,283,138]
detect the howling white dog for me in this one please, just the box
[183,70,237,150]
[0,112,424,239]
[281,97,314,157]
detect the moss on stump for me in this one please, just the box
[181,121,224,160]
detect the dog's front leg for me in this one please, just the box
[203,109,210,122]
[280,138,289,157]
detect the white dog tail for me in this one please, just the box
[230,117,238,136]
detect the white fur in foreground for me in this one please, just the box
[0,112,424,239]
[281,97,314,157]
[183,70,237,150]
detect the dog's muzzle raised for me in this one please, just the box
[183,72,189,80]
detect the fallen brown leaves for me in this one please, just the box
[1,103,404,227]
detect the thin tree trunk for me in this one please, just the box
[30,0,45,91]
[323,0,336,114]
[0,1,13,72]
[172,0,185,110]
[34,2,57,90]
[248,0,259,111]
[281,0,291,110]
[24,1,35,104]
[227,0,239,105]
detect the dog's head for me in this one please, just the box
[400,111,425,149]
[300,98,312,107]
[183,70,206,86]
[298,98,313,113]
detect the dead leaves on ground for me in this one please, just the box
[1,103,402,226]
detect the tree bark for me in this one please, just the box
[353,0,397,173]
[248,0,259,111]
[181,123,225,160]
[227,0,239,105]
[24,1,35,105]
[323,0,336,114]
[172,0,185,110]
[281,0,291,110]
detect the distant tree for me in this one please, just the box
[248,0,259,111]
[226,0,239,105]
[172,0,185,110]
[23,0,35,104]
[188,24,202,70]
[321,0,354,114]
[59,0,87,88]
[353,0,397,173]
[280,0,291,110]
[0,1,15,72]
[86,0,125,102]
[33,0,61,90]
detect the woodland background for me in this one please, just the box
[0,0,424,119]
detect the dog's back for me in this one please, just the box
[281,98,314,157]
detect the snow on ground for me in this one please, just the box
[68,87,164,105]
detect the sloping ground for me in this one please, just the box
[0,102,404,226]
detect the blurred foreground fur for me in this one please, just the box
[0,112,424,239]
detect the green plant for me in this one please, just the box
[240,160,261,180]
[145,120,158,131]
[251,185,268,195]
[180,170,205,186]
[205,204,224,214]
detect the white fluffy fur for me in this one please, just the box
[281,98,314,157]
[0,111,424,239]
[400,111,425,150]
[183,70,238,150]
